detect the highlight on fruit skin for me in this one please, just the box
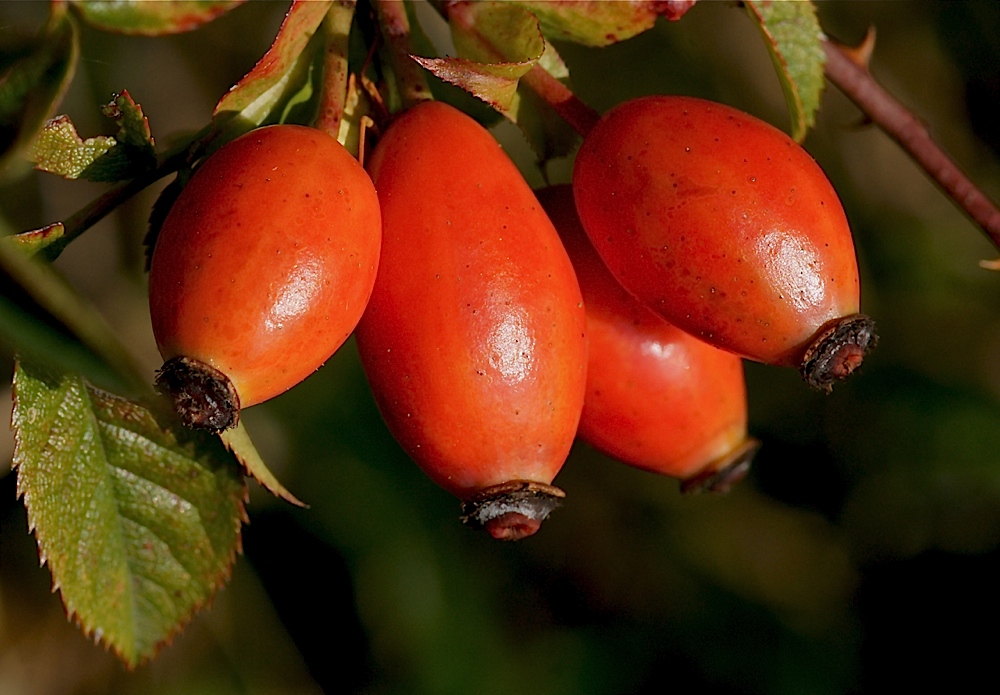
[539,184,759,493]
[572,95,876,389]
[355,101,588,540]
[148,124,382,432]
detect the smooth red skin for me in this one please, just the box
[573,96,861,367]
[539,186,748,480]
[356,101,588,500]
[149,125,381,407]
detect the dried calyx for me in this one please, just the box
[460,481,566,541]
[800,314,878,392]
[155,356,240,433]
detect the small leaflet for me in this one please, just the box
[744,0,826,142]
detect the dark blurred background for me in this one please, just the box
[2,1,999,693]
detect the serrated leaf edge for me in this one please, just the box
[11,366,248,667]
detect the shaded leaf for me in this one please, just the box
[5,222,66,256]
[143,175,187,271]
[744,0,825,142]
[510,0,694,48]
[435,0,545,112]
[443,3,577,162]
[12,360,248,667]
[70,0,244,36]
[336,73,373,161]
[0,239,145,392]
[0,274,120,390]
[0,10,79,170]
[220,422,306,508]
[29,91,157,181]
[212,0,332,143]
[102,89,156,154]
[413,56,530,112]
[509,82,579,164]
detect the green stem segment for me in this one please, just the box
[315,0,356,139]
[373,0,433,111]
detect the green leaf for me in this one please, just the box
[509,0,693,48]
[744,0,826,142]
[12,360,248,667]
[102,89,156,154]
[28,115,116,179]
[29,91,157,182]
[413,56,531,112]
[220,422,306,508]
[0,10,79,170]
[451,1,546,63]
[211,0,332,144]
[70,0,245,36]
[426,1,544,112]
[438,3,577,163]
[5,222,66,256]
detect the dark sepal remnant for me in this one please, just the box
[155,356,240,433]
[800,314,878,392]
[460,481,566,541]
[680,437,761,494]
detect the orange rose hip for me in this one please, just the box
[573,95,875,390]
[356,102,588,540]
[540,185,758,492]
[149,125,381,431]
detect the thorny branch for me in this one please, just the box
[822,33,1000,258]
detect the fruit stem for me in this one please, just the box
[521,65,601,138]
[680,437,761,494]
[460,481,565,541]
[373,0,433,111]
[314,0,356,139]
[799,313,878,392]
[823,35,1000,254]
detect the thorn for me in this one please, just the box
[980,258,1000,270]
[840,27,876,70]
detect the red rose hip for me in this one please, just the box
[539,185,758,492]
[356,102,588,540]
[149,125,382,431]
[572,95,875,390]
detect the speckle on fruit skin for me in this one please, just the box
[541,184,758,487]
[356,101,586,529]
[573,95,870,379]
[149,125,381,419]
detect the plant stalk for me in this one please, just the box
[823,35,1000,253]
[315,0,357,139]
[372,0,433,111]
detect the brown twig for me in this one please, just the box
[822,34,1000,254]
